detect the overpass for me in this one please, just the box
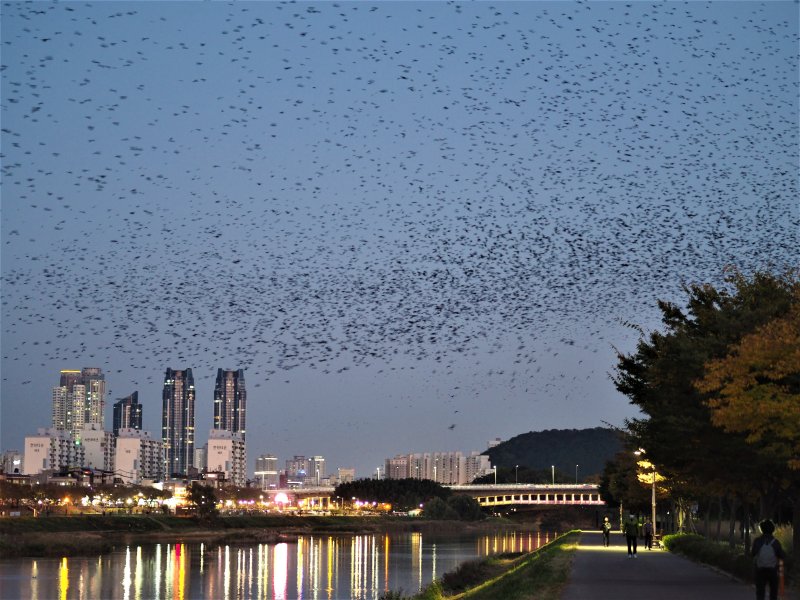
[448,484,604,507]
[262,483,604,509]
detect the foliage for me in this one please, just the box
[484,428,623,479]
[446,494,484,520]
[614,270,799,506]
[187,483,219,520]
[421,497,455,519]
[598,450,653,512]
[697,300,800,471]
[334,478,449,511]
[662,533,763,583]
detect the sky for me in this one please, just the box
[1,1,797,479]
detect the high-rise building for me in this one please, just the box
[51,368,106,440]
[213,369,246,440]
[77,423,115,471]
[115,429,165,484]
[285,455,308,485]
[255,454,279,490]
[206,430,246,487]
[23,428,77,474]
[162,368,195,479]
[385,451,492,485]
[112,392,142,437]
[309,455,326,485]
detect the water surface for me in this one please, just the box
[0,529,553,599]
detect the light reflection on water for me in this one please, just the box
[3,529,549,600]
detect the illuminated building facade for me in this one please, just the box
[116,428,164,484]
[23,428,76,474]
[385,451,492,484]
[213,369,247,440]
[162,368,195,478]
[112,391,142,437]
[206,429,246,487]
[51,368,106,441]
[255,454,279,489]
[77,423,114,471]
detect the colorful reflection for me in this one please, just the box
[2,529,554,599]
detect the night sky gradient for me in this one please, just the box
[2,1,797,477]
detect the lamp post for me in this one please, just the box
[635,449,657,534]
[515,465,519,484]
[551,465,555,485]
[575,464,579,484]
[493,466,497,485]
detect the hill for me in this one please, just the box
[484,427,623,480]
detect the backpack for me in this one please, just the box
[756,539,778,569]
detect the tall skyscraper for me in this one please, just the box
[162,368,195,479]
[112,391,142,437]
[213,369,246,440]
[52,368,106,440]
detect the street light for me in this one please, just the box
[515,465,519,484]
[493,466,497,485]
[635,449,657,535]
[575,464,579,484]
[551,465,555,485]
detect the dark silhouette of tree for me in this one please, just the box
[614,269,798,550]
[187,483,219,521]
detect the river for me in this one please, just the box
[0,528,554,599]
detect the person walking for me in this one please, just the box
[602,516,613,547]
[623,514,639,558]
[643,518,653,550]
[751,519,785,600]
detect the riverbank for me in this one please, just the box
[403,530,579,600]
[0,514,534,558]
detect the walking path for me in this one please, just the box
[561,530,754,600]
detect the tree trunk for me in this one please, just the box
[743,505,751,555]
[703,498,710,538]
[715,496,723,541]
[728,495,738,549]
[793,495,800,591]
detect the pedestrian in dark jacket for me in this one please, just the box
[602,516,612,547]
[751,519,785,600]
[623,514,639,558]
[643,519,654,550]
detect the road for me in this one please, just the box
[561,530,758,600]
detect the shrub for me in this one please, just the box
[663,533,754,582]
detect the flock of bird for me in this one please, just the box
[1,2,796,465]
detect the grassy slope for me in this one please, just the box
[409,531,579,600]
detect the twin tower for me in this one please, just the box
[163,368,246,478]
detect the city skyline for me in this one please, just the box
[2,2,796,478]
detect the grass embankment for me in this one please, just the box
[0,514,525,559]
[380,531,579,600]
[663,530,794,588]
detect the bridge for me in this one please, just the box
[449,484,604,507]
[261,483,604,509]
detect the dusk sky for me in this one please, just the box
[2,1,797,478]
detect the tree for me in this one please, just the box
[697,301,800,470]
[187,483,219,520]
[614,270,798,545]
[446,495,485,521]
[696,299,800,563]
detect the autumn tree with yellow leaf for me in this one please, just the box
[697,297,800,563]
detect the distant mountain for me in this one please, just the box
[485,428,623,479]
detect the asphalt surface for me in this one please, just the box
[561,531,757,600]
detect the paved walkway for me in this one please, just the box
[561,531,755,600]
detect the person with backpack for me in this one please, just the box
[751,519,786,600]
[602,516,613,547]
